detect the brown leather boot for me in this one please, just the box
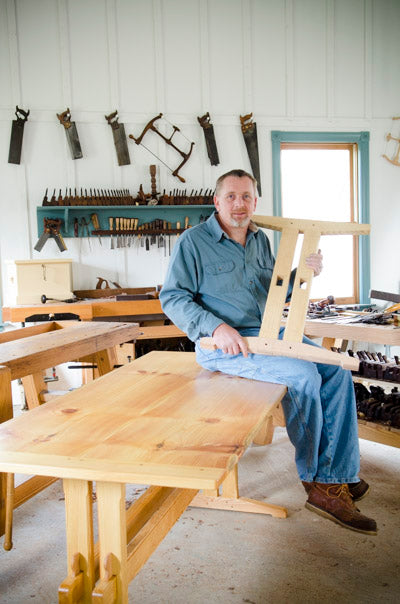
[348,478,370,501]
[305,482,377,535]
[302,478,370,502]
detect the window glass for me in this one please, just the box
[280,144,357,302]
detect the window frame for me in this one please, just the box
[271,131,370,304]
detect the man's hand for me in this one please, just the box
[212,323,249,357]
[306,249,323,276]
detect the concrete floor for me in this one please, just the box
[1,426,399,604]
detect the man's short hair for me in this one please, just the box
[215,169,258,196]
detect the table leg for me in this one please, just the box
[0,366,13,537]
[59,479,94,603]
[95,348,118,376]
[191,465,288,518]
[21,371,47,409]
[92,482,128,603]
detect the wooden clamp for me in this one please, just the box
[201,215,370,369]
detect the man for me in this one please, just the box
[160,168,377,535]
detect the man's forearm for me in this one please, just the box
[160,290,223,342]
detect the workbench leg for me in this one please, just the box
[95,348,118,376]
[253,403,286,446]
[0,366,13,538]
[59,479,94,604]
[191,465,287,519]
[92,482,128,604]
[21,371,47,409]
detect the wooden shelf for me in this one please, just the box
[36,205,214,238]
[353,375,400,390]
[358,418,400,448]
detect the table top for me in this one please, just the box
[0,351,287,490]
[0,321,141,380]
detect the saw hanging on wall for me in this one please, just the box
[240,112,262,196]
[197,112,220,166]
[128,113,194,183]
[8,106,30,164]
[105,110,131,166]
[56,108,83,160]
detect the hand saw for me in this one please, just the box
[57,108,83,160]
[197,112,220,166]
[8,106,30,164]
[240,113,262,196]
[105,110,131,166]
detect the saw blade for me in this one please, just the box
[112,122,131,166]
[242,123,262,196]
[65,122,83,160]
[34,230,50,252]
[8,120,25,164]
[197,112,220,166]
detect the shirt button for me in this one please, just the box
[249,280,253,284]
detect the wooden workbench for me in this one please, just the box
[0,320,141,539]
[0,351,287,603]
[303,318,400,448]
[2,297,165,323]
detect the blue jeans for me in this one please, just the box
[195,328,360,484]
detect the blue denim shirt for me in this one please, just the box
[160,212,294,342]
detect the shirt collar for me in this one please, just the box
[206,211,259,242]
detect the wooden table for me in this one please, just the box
[0,320,141,538]
[0,351,287,603]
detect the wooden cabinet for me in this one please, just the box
[4,259,73,305]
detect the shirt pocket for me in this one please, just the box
[256,257,274,291]
[204,260,236,292]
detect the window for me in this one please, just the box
[271,132,370,304]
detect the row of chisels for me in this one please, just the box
[41,187,214,207]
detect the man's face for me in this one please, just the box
[214,176,257,229]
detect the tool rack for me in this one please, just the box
[36,205,213,239]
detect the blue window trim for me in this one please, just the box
[271,131,370,303]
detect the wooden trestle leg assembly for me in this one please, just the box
[201,215,370,371]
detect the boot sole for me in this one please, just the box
[305,501,377,535]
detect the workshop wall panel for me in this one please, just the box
[117,0,158,114]
[67,0,111,111]
[162,0,202,114]
[73,122,116,186]
[252,0,286,117]
[371,0,400,117]
[15,0,63,109]
[208,0,245,115]
[292,0,327,117]
[333,0,366,118]
[0,2,12,107]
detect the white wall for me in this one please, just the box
[1,0,400,304]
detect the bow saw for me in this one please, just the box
[129,113,195,182]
